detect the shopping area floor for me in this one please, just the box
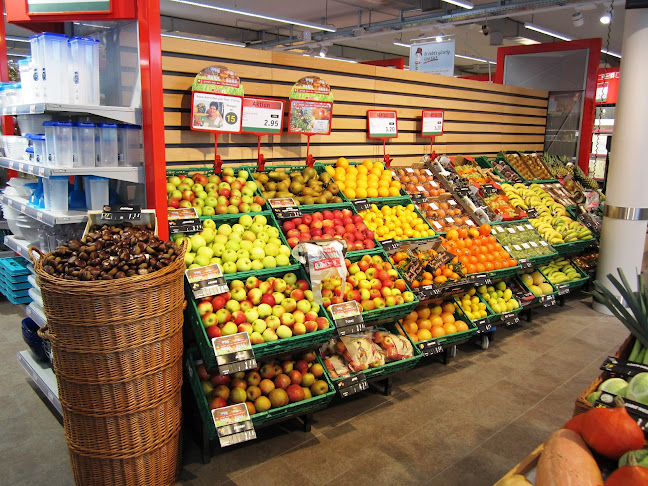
[0,292,629,486]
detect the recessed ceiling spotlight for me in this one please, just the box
[572,12,584,27]
[600,12,611,24]
[436,35,443,42]
[319,46,328,58]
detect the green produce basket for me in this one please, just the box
[327,249,419,324]
[398,305,477,348]
[453,291,497,324]
[467,283,524,323]
[185,348,336,441]
[319,321,422,386]
[514,272,557,305]
[190,211,300,281]
[274,203,381,259]
[186,265,336,372]
[315,162,411,205]
[552,238,597,256]
[367,199,439,243]
[528,251,559,266]
[166,165,270,220]
[498,154,558,185]
[536,260,590,291]
[486,266,521,279]
[250,164,350,212]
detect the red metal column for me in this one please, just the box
[137,0,168,239]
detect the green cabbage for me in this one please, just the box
[598,377,629,396]
[586,391,601,404]
[627,372,648,405]
[619,449,648,468]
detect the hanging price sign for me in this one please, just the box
[366,110,398,138]
[330,301,365,336]
[186,263,228,299]
[421,110,444,136]
[242,97,284,134]
[269,198,302,219]
[336,372,368,397]
[212,332,257,375]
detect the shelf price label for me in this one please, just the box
[367,110,398,138]
[410,193,426,205]
[474,319,493,334]
[419,339,443,357]
[380,239,401,252]
[212,332,257,375]
[526,208,539,219]
[600,356,648,378]
[186,263,228,299]
[212,403,256,447]
[557,284,570,296]
[168,207,203,235]
[241,97,284,134]
[336,372,368,397]
[330,301,365,336]
[481,184,498,195]
[501,312,520,326]
[415,284,442,299]
[517,259,533,270]
[352,198,371,211]
[421,110,444,136]
[541,294,556,307]
[269,198,302,219]
[101,205,141,221]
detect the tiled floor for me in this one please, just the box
[0,292,629,486]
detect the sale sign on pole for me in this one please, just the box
[421,110,444,158]
[288,76,334,167]
[366,110,398,168]
[242,97,284,170]
[190,65,244,173]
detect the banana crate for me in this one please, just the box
[535,258,589,291]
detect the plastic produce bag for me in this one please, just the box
[292,240,346,304]
[373,330,414,361]
[341,332,385,371]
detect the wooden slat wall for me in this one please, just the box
[161,38,548,169]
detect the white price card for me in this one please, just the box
[241,97,284,134]
[421,110,444,136]
[367,110,398,138]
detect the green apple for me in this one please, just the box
[250,203,263,212]
[204,196,218,208]
[227,206,239,214]
[196,190,208,200]
[211,242,225,257]
[184,252,196,266]
[168,176,182,187]
[237,258,252,272]
[210,257,221,265]
[202,206,215,216]
[238,171,250,181]
[222,322,238,336]
[267,237,282,247]
[188,263,200,269]
[250,223,264,235]
[239,214,253,228]
[194,254,211,267]
[217,224,232,236]
[200,227,215,244]
[240,240,253,251]
[222,261,237,274]
[250,247,266,261]
[251,260,265,270]
[263,256,276,268]
[190,234,206,252]
[242,230,256,242]
[232,224,245,234]
[276,254,290,266]
[197,246,214,259]
[256,232,270,243]
[194,206,203,217]
[279,246,291,256]
[276,325,292,339]
[236,249,250,261]
[213,234,228,245]
[265,244,279,257]
[266,227,280,238]
[225,240,241,252]
[229,232,242,243]
[222,250,238,263]
[172,232,185,242]
[253,215,267,226]
[252,240,266,249]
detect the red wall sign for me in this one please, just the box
[596,67,620,105]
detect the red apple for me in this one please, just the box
[197,363,210,381]
[259,378,275,394]
[316,317,330,330]
[310,363,325,378]
[304,320,318,333]
[210,374,230,386]
[361,299,375,311]
[274,373,291,390]
[295,360,309,375]
[259,364,275,380]
[286,383,306,403]
[206,325,222,339]
[288,370,303,385]
[209,396,228,410]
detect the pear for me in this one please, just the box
[276,181,289,193]
[302,166,317,182]
[319,172,331,184]
[328,183,340,195]
[290,181,304,194]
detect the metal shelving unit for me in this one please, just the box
[4,234,33,260]
[0,194,87,226]
[2,103,139,125]
[0,157,144,184]
[17,350,61,416]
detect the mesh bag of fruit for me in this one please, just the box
[292,241,347,303]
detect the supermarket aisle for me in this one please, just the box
[0,294,628,486]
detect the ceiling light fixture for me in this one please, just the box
[161,32,246,47]
[319,46,328,57]
[436,36,443,42]
[393,41,411,48]
[303,52,356,63]
[441,0,474,10]
[515,37,541,45]
[169,0,337,32]
[455,53,496,64]
[524,22,573,41]
[572,12,584,27]
[600,12,611,24]
[601,48,621,58]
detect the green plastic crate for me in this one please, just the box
[465,284,524,323]
[185,348,336,441]
[514,272,557,305]
[186,265,336,372]
[398,306,477,349]
[324,249,418,324]
[367,199,438,242]
[250,164,350,212]
[552,238,596,256]
[536,260,590,291]
[319,321,422,386]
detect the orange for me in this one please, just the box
[422,272,433,281]
[430,305,443,316]
[441,302,455,314]
[455,320,469,332]
[446,229,459,241]
[406,311,418,322]
[336,157,349,168]
[418,319,432,331]
[355,187,368,199]
[479,224,492,236]
[403,321,418,335]
[417,307,431,319]
[388,187,400,197]
[430,326,446,338]
[430,315,444,327]
[443,323,457,334]
[434,275,447,284]
[362,159,373,169]
[416,329,433,342]
[378,187,389,197]
[441,313,455,325]
[367,187,379,198]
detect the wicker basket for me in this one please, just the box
[67,426,182,486]
[573,333,634,417]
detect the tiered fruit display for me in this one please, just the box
[544,153,599,189]
[390,246,464,287]
[443,224,517,274]
[321,330,415,377]
[166,168,264,216]
[475,281,521,314]
[453,156,504,184]
[392,167,448,198]
[417,196,475,234]
[455,288,489,320]
[492,223,555,260]
[572,249,598,274]
[197,351,329,413]
[324,158,402,200]
[359,203,435,240]
[539,258,583,285]
[539,182,581,207]
[175,215,292,271]
[253,167,344,205]
[279,209,376,251]
[500,183,593,243]
[196,273,330,342]
[504,153,552,181]
[520,270,554,296]
[491,159,523,182]
[320,254,415,310]
[400,302,469,342]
